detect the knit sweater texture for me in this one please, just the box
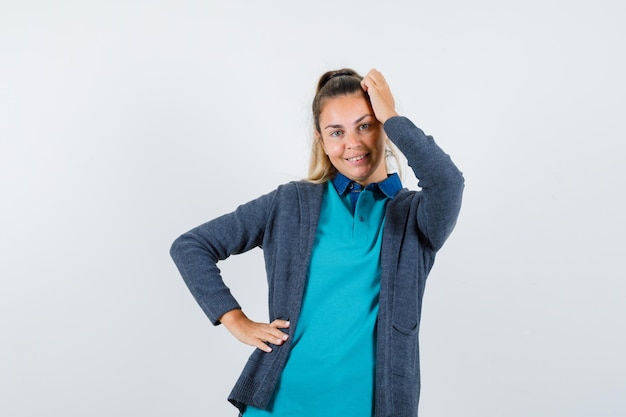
[170,116,465,416]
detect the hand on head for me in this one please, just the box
[360,69,399,124]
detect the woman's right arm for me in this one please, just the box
[170,189,289,352]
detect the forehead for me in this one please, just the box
[320,93,373,123]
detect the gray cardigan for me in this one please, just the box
[170,116,464,416]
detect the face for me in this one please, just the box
[317,93,387,186]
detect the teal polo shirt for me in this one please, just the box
[245,173,402,416]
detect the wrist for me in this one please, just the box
[219,308,245,326]
[380,112,399,125]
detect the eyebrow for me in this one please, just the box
[323,114,373,130]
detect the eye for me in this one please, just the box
[359,123,370,130]
[329,130,343,137]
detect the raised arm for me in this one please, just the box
[385,117,464,251]
[362,68,464,251]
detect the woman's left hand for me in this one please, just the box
[360,68,399,124]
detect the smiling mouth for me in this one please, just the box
[346,154,368,162]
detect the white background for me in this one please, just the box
[1,1,625,416]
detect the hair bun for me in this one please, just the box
[316,68,360,93]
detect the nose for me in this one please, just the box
[345,131,362,149]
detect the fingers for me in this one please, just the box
[222,313,290,353]
[269,319,290,329]
[250,321,289,352]
[360,68,398,124]
[251,336,274,353]
[264,320,290,344]
[361,68,390,94]
[360,68,384,89]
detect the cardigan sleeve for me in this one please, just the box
[384,116,464,251]
[169,188,278,325]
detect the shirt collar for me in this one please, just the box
[331,172,403,198]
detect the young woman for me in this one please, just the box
[170,68,464,416]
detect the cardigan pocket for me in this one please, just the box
[391,322,419,377]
